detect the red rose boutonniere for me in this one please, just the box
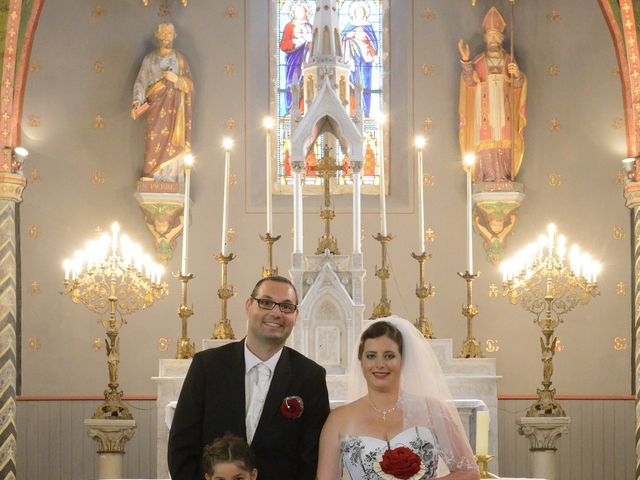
[373,446,426,480]
[280,395,304,419]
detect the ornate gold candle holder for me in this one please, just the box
[458,270,483,358]
[63,223,168,419]
[475,455,500,479]
[175,272,195,359]
[370,233,393,319]
[411,252,434,338]
[501,224,600,416]
[212,252,236,339]
[259,232,281,277]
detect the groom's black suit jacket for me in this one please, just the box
[168,339,330,480]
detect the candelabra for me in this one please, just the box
[260,233,280,277]
[458,270,482,358]
[370,233,393,319]
[212,252,236,339]
[411,252,434,338]
[501,224,600,417]
[175,273,195,359]
[63,223,168,419]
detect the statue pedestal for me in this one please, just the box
[84,418,136,479]
[517,416,570,480]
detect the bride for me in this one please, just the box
[316,316,480,480]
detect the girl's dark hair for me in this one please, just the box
[357,321,403,359]
[202,433,257,475]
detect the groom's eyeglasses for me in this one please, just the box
[251,296,298,314]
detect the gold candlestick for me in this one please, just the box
[475,455,500,479]
[370,233,393,319]
[411,252,434,338]
[175,272,195,359]
[259,232,281,277]
[458,270,483,358]
[212,252,236,339]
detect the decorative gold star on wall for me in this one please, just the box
[613,117,624,129]
[423,173,435,187]
[92,61,105,73]
[549,118,561,131]
[27,337,40,351]
[27,225,40,239]
[614,336,628,351]
[612,65,620,77]
[616,281,626,295]
[229,172,238,186]
[547,64,559,76]
[29,168,41,183]
[29,61,40,72]
[425,228,436,242]
[224,63,236,76]
[548,173,562,187]
[29,280,40,294]
[613,225,626,240]
[227,228,236,243]
[28,115,41,127]
[91,171,106,185]
[224,6,237,18]
[420,8,435,21]
[423,117,433,133]
[487,284,499,297]
[486,339,500,352]
[158,337,169,351]
[93,337,103,351]
[421,64,435,76]
[94,115,105,129]
[92,5,106,17]
[547,8,561,22]
[225,117,236,130]
[614,172,625,185]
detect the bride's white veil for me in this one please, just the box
[347,315,479,473]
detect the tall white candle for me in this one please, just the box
[181,153,194,274]
[415,137,426,253]
[475,410,490,456]
[463,154,475,274]
[264,117,274,235]
[221,138,233,255]
[378,114,387,235]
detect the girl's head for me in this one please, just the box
[202,434,258,480]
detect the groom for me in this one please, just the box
[168,276,330,480]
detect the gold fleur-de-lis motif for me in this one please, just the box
[229,173,238,186]
[158,337,169,352]
[613,225,626,240]
[92,5,106,16]
[30,167,41,183]
[486,339,500,352]
[554,339,564,352]
[29,280,40,294]
[91,171,106,185]
[92,61,105,73]
[27,225,40,239]
[425,228,436,242]
[227,227,236,243]
[28,115,41,127]
[420,8,435,21]
[159,3,170,17]
[423,117,433,133]
[616,281,626,295]
[93,337,103,351]
[226,117,236,130]
[614,172,625,185]
[27,337,40,351]
[548,173,562,187]
[612,65,620,77]
[94,115,105,129]
[613,117,624,129]
[224,6,237,18]
[614,337,628,351]
[547,8,560,22]
[423,173,435,187]
[224,63,236,76]
[488,284,499,297]
[549,118,560,131]
[421,64,435,76]
[29,61,40,72]
[93,226,103,234]
[547,64,559,76]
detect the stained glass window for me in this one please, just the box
[272,0,386,193]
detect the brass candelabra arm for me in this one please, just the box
[174,272,195,359]
[319,208,336,221]
[212,251,236,340]
[374,265,390,280]
[457,270,482,358]
[475,455,500,479]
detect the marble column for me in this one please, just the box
[517,416,569,480]
[84,418,136,479]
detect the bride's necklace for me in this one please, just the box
[367,396,398,422]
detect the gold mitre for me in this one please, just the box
[482,6,506,34]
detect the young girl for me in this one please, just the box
[202,433,258,480]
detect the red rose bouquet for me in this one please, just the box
[280,395,304,419]
[373,446,426,480]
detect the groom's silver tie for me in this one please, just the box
[246,363,271,444]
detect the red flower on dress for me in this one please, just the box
[379,446,422,479]
[280,395,304,419]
